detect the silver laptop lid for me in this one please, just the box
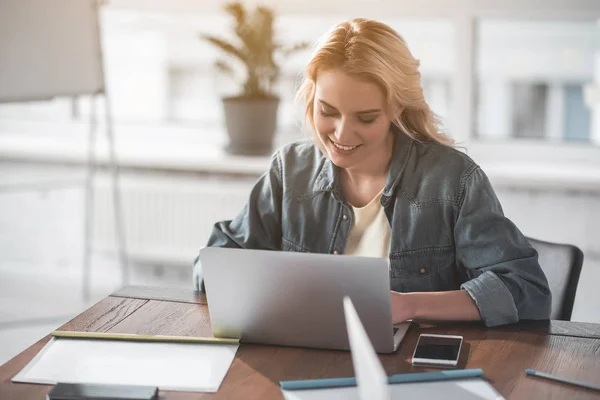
[201,247,396,353]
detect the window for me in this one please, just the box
[564,84,591,142]
[475,20,597,143]
[512,83,547,140]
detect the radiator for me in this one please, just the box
[92,174,255,266]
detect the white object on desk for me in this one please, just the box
[343,296,390,400]
[12,338,239,392]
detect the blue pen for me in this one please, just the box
[280,368,484,391]
[526,369,600,391]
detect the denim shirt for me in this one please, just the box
[193,130,551,327]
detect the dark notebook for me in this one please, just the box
[47,383,158,400]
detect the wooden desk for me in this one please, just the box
[1,286,600,399]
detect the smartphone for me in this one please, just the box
[411,334,463,368]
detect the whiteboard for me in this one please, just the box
[0,0,105,102]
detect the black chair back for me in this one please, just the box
[526,237,584,321]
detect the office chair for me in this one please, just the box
[526,237,584,321]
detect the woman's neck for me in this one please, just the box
[341,173,387,208]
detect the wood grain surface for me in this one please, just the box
[112,286,206,305]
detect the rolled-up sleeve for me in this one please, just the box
[455,166,551,327]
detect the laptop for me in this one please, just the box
[200,247,410,353]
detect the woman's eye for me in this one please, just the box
[359,117,377,124]
[319,109,337,117]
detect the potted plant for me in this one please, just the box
[200,2,309,156]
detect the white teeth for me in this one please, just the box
[332,141,358,151]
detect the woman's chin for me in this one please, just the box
[328,149,359,169]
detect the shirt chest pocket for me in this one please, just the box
[389,246,461,292]
[281,237,311,253]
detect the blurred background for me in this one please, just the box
[1,0,599,365]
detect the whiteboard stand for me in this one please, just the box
[82,93,98,303]
[105,99,129,295]
[81,95,129,302]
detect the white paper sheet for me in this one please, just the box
[12,338,239,392]
[282,378,505,400]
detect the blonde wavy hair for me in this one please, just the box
[296,18,453,146]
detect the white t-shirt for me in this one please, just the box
[344,192,391,258]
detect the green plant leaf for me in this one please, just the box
[214,59,235,76]
[224,2,246,27]
[280,41,311,57]
[199,3,308,98]
[200,34,248,64]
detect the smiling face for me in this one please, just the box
[313,69,394,172]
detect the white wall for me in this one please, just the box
[107,0,600,17]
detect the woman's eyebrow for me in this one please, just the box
[318,99,381,114]
[317,99,337,110]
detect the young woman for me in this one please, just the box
[194,18,551,327]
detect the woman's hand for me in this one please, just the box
[390,291,416,324]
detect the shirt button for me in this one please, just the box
[420,267,426,274]
[333,250,339,255]
[343,214,348,221]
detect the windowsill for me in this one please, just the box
[466,140,600,192]
[0,118,275,175]
[0,118,599,192]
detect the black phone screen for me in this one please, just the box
[414,336,461,361]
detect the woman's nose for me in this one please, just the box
[334,118,355,142]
